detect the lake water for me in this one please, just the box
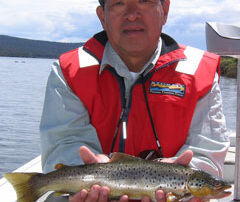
[0,57,238,177]
[0,57,54,177]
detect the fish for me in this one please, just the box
[4,153,231,202]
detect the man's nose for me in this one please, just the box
[123,4,141,21]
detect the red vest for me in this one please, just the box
[59,32,220,158]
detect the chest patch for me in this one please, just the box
[149,81,186,97]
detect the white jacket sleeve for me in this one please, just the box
[40,61,103,173]
[176,73,230,177]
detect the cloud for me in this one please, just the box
[0,0,101,41]
[0,0,239,49]
[168,0,240,25]
[164,0,240,49]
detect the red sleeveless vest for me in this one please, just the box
[59,32,220,158]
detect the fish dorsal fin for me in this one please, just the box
[109,153,143,163]
[55,163,66,170]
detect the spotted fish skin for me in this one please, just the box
[4,153,231,202]
[45,158,194,198]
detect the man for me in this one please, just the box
[40,0,230,201]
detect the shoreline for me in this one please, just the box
[220,56,238,78]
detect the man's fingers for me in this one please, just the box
[85,185,101,202]
[174,150,193,165]
[79,146,99,164]
[98,186,110,202]
[69,186,110,202]
[119,195,129,202]
[141,196,151,202]
[69,189,88,202]
[156,190,166,202]
[77,147,193,202]
[110,195,128,202]
[79,146,109,164]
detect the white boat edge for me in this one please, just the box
[0,130,236,202]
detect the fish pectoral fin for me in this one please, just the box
[166,193,185,202]
[167,193,192,202]
[167,193,177,202]
[110,153,143,163]
[181,193,194,201]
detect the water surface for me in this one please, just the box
[0,57,54,176]
[0,57,237,177]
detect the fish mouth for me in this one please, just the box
[213,190,232,199]
[212,186,232,199]
[203,185,232,200]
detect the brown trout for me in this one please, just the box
[4,153,231,202]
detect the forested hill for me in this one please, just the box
[0,35,84,59]
[0,35,237,78]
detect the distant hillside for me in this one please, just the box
[0,35,238,78]
[220,56,238,78]
[0,35,84,59]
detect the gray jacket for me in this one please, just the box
[40,40,230,176]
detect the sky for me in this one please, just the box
[0,0,239,50]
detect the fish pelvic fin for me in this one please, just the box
[166,192,192,202]
[4,172,41,202]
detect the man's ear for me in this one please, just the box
[162,0,170,25]
[96,6,106,29]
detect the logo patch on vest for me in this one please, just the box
[149,81,186,97]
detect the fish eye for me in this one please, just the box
[214,181,222,187]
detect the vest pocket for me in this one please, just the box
[148,92,189,108]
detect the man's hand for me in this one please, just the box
[69,147,201,202]
[160,149,193,165]
[156,150,202,202]
[78,146,109,164]
[69,146,128,202]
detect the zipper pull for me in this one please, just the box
[121,107,128,140]
[122,121,127,140]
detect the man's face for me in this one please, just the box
[97,0,169,58]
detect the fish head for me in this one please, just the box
[187,170,232,199]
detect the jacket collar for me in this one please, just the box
[83,31,186,68]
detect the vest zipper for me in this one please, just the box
[107,67,130,153]
[119,106,130,152]
[110,102,130,153]
[108,59,184,154]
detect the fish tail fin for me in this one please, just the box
[4,172,41,202]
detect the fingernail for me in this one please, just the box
[157,195,163,200]
[142,197,150,202]
[80,189,87,199]
[156,190,164,200]
[92,184,100,192]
